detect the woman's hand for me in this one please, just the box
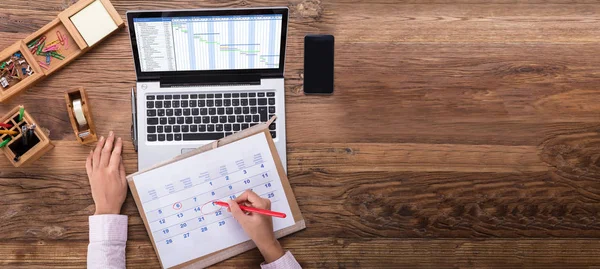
[227,190,285,263]
[86,131,128,215]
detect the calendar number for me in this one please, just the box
[162,228,169,234]
[180,223,187,228]
[159,219,166,224]
[226,176,229,181]
[262,172,269,178]
[198,216,205,222]
[268,193,275,198]
[264,182,272,188]
[244,179,251,184]
[261,164,264,168]
[183,233,190,239]
[177,213,184,218]
[211,191,215,196]
[228,185,233,190]
[229,195,236,200]
[201,227,208,232]
[166,239,173,244]
[209,181,213,186]
[158,209,162,214]
[243,169,247,174]
[193,197,197,202]
[215,210,222,216]
[194,206,201,212]
[219,220,225,226]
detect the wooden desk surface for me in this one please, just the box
[1,0,600,268]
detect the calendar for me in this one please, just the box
[130,132,298,268]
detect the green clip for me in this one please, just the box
[27,38,39,48]
[18,107,24,122]
[0,62,5,69]
[0,137,11,148]
[36,41,45,55]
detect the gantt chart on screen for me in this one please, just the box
[133,15,283,72]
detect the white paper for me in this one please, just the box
[133,133,295,268]
[70,0,118,46]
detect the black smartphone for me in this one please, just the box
[304,34,334,94]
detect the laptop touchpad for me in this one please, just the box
[181,148,196,154]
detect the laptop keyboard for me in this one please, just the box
[145,92,277,142]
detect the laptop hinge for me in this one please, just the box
[159,75,261,88]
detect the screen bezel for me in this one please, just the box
[127,8,288,82]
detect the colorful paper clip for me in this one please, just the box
[38,61,49,70]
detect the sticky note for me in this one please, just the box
[70,0,118,46]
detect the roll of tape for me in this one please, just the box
[72,99,87,126]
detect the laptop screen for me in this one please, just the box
[132,14,283,72]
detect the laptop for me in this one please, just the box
[127,8,289,170]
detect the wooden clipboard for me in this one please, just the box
[126,117,305,269]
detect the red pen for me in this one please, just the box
[215,201,287,218]
[0,123,13,128]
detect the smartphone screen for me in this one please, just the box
[304,35,334,94]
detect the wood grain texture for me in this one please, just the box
[1,0,600,267]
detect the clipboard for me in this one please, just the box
[126,117,305,268]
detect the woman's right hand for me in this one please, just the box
[227,190,285,263]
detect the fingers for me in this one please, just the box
[109,137,123,169]
[234,190,251,204]
[227,199,246,220]
[235,190,270,209]
[119,158,126,185]
[100,131,115,167]
[86,150,93,179]
[92,135,105,168]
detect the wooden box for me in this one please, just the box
[0,0,124,102]
[65,87,98,144]
[0,106,54,167]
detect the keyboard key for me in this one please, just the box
[194,117,202,124]
[158,134,165,141]
[164,101,172,108]
[236,115,244,122]
[148,134,157,141]
[258,107,268,121]
[207,100,214,107]
[269,114,276,120]
[181,94,189,99]
[241,99,248,106]
[175,134,182,141]
[167,134,173,141]
[243,107,249,114]
[215,99,222,106]
[225,124,232,131]
[211,116,219,123]
[215,93,222,98]
[226,108,233,114]
[242,123,249,130]
[233,124,241,131]
[224,93,231,98]
[147,110,156,117]
[190,94,198,99]
[147,95,155,100]
[258,98,267,105]
[190,100,197,107]
[232,99,240,106]
[216,124,223,132]
[199,125,206,132]
[200,108,208,115]
[166,109,173,116]
[157,126,163,133]
[224,99,231,106]
[190,125,197,132]
[207,124,215,132]
[249,99,257,106]
[217,108,225,115]
[249,93,256,97]
[235,107,242,114]
[225,132,233,136]
[269,123,276,130]
[228,116,236,123]
[219,116,227,123]
[173,95,180,99]
[241,93,248,97]
[232,93,240,98]
[183,108,191,116]
[202,116,210,123]
[268,98,275,105]
[185,117,193,124]
[269,106,275,113]
[209,108,216,115]
[173,125,181,132]
[147,126,156,133]
[181,100,189,107]
[147,118,158,125]
[198,94,206,99]
[175,109,182,116]
[165,95,173,100]
[199,100,206,107]
[165,126,172,133]
[270,131,276,138]
[245,115,252,122]
[160,117,167,125]
[252,115,259,122]
[207,94,214,98]
[157,95,165,100]
[182,125,189,132]
[258,92,265,97]
[192,108,199,115]
[183,133,224,141]
[267,92,275,97]
[251,107,257,114]
[173,101,180,108]
[155,101,163,108]
[168,117,175,124]
[177,117,184,124]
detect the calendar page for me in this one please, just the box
[132,133,295,268]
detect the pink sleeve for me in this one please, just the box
[87,215,128,269]
[261,251,301,269]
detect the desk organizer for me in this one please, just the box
[0,106,54,167]
[0,0,124,102]
[65,87,98,144]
